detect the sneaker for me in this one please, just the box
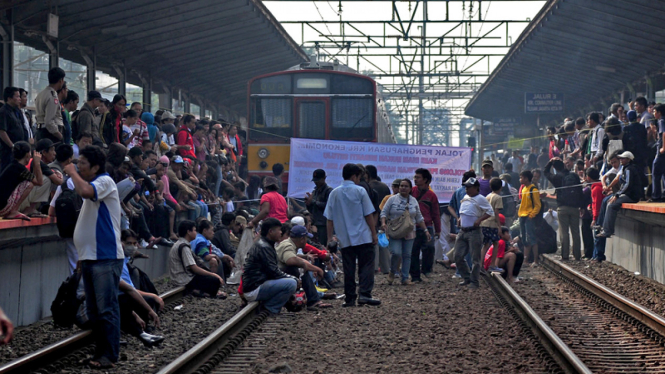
[452,273,462,279]
[479,268,488,276]
[401,279,412,285]
[412,277,423,283]
[387,272,395,285]
[489,266,504,273]
[140,239,149,249]
[468,283,479,289]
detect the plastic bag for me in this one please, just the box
[226,228,254,285]
[378,231,389,248]
[543,209,559,231]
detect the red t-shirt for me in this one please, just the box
[260,191,288,223]
[176,126,197,160]
[483,239,506,270]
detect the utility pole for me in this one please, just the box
[418,0,427,145]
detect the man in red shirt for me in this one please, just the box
[410,168,441,282]
[585,167,605,262]
[176,114,196,160]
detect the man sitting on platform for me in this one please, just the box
[0,141,43,221]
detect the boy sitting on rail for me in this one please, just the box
[483,227,523,285]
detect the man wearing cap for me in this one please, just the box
[305,169,333,244]
[453,177,493,289]
[74,91,104,144]
[479,160,493,197]
[379,178,402,210]
[598,151,643,238]
[276,225,330,311]
[20,138,63,217]
[35,67,66,143]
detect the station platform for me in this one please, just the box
[543,193,665,285]
[0,218,172,327]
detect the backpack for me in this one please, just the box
[50,272,83,328]
[526,186,547,219]
[55,177,83,238]
[534,218,557,254]
[127,262,158,295]
[558,172,586,208]
[500,184,516,218]
[70,109,81,141]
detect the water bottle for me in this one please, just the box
[378,230,389,248]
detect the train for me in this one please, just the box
[246,58,396,185]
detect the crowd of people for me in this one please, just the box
[0,66,661,368]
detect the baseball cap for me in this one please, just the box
[291,216,305,226]
[235,215,247,225]
[35,138,54,153]
[617,151,634,160]
[499,173,512,183]
[462,177,480,187]
[312,169,326,182]
[627,110,637,122]
[290,225,313,238]
[173,155,184,164]
[482,159,493,168]
[391,178,402,186]
[87,90,103,101]
[161,111,176,121]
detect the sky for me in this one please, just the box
[263,0,547,144]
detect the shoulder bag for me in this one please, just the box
[387,196,415,239]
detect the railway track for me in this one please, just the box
[487,255,665,374]
[0,286,185,374]
[156,302,288,374]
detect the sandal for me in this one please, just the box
[307,301,333,311]
[86,356,115,369]
[215,291,228,299]
[5,213,31,221]
[28,212,48,218]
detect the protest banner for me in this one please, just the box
[287,138,472,203]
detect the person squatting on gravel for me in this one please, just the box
[276,224,332,311]
[483,227,523,284]
[241,218,299,314]
[454,177,493,289]
[168,220,225,298]
[380,178,429,285]
[324,163,381,307]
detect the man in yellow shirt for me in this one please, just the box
[518,170,541,266]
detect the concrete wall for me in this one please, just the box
[0,223,171,327]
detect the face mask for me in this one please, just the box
[124,245,138,257]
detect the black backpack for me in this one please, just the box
[535,218,557,255]
[500,184,516,218]
[526,186,548,219]
[559,172,586,208]
[50,272,83,328]
[127,262,158,295]
[55,177,83,238]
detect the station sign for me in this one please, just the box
[525,93,564,113]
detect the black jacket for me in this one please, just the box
[544,161,572,207]
[129,162,157,193]
[616,163,643,202]
[306,183,333,226]
[212,223,236,259]
[242,237,294,293]
[623,121,648,166]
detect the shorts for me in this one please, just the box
[519,217,537,247]
[482,227,500,244]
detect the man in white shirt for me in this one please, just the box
[64,145,124,369]
[635,96,653,128]
[588,112,605,166]
[453,177,493,289]
[507,150,522,173]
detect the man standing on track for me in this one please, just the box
[325,163,380,307]
[64,145,124,369]
[410,168,441,282]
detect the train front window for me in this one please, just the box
[331,98,374,140]
[298,101,326,139]
[250,98,292,139]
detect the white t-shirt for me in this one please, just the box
[72,144,80,160]
[459,194,494,228]
[73,174,124,261]
[225,200,234,213]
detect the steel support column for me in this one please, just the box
[159,83,172,111]
[113,64,126,96]
[43,35,59,70]
[81,49,96,92]
[0,10,14,89]
[141,74,152,113]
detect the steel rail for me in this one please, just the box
[0,286,185,374]
[156,301,260,374]
[541,255,665,338]
[486,272,592,374]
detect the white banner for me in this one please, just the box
[287,138,472,203]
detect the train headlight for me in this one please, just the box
[257,148,270,159]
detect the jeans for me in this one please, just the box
[388,238,414,281]
[602,195,634,235]
[453,228,483,285]
[581,217,594,258]
[283,266,321,306]
[410,227,435,279]
[65,238,78,275]
[341,243,375,303]
[81,259,124,363]
[593,231,607,261]
[256,278,298,314]
[316,225,328,245]
[374,243,391,274]
[557,206,581,260]
[652,154,665,200]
